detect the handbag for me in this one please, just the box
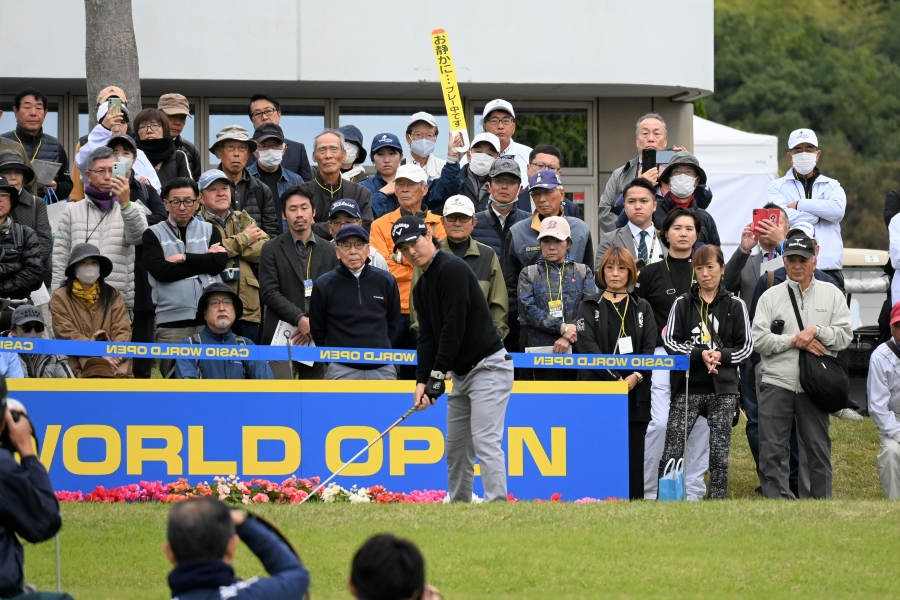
[787,287,849,413]
[658,458,685,502]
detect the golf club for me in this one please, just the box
[298,406,417,505]
[683,369,690,500]
[284,330,294,378]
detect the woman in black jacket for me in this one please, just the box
[659,244,753,499]
[575,246,656,500]
[133,108,192,187]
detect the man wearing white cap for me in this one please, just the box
[767,128,847,290]
[481,99,531,181]
[460,132,501,212]
[403,112,463,214]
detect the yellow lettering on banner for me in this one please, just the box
[188,426,237,475]
[127,426,183,475]
[325,426,383,476]
[389,427,444,475]
[0,340,32,351]
[39,425,61,471]
[508,427,567,476]
[62,425,121,475]
[242,426,301,475]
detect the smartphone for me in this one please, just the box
[655,149,676,169]
[112,161,128,178]
[752,208,781,232]
[641,148,656,173]
[108,97,123,109]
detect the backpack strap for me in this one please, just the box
[235,336,252,379]
[12,223,23,249]
[187,334,203,379]
[787,287,805,330]
[766,269,775,290]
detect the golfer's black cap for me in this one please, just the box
[782,234,815,259]
[391,215,427,251]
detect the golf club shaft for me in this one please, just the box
[683,369,690,501]
[284,330,294,365]
[299,406,417,504]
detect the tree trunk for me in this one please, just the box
[84,0,141,129]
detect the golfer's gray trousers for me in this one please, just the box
[446,348,514,502]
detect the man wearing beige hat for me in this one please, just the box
[158,94,201,181]
[211,125,279,236]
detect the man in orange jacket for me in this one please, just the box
[369,163,445,379]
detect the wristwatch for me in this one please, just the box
[633,372,644,383]
[181,253,187,263]
[815,325,822,338]
[430,370,446,381]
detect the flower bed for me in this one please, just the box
[54,476,619,504]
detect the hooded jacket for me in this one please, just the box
[652,192,721,247]
[0,220,43,300]
[752,277,852,394]
[517,256,597,348]
[663,283,753,396]
[10,188,52,287]
[75,123,163,194]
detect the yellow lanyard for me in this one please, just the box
[315,176,342,197]
[546,261,565,303]
[608,294,630,339]
[305,246,313,280]
[14,131,41,162]
[665,254,696,286]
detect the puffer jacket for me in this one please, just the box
[517,256,596,348]
[199,207,270,324]
[11,188,52,287]
[51,197,149,309]
[0,221,43,299]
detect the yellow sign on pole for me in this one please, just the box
[430,28,469,151]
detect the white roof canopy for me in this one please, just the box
[693,116,779,175]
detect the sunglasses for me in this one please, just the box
[18,322,44,334]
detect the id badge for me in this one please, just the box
[548,300,563,320]
[617,336,634,354]
[304,279,314,297]
[700,323,711,344]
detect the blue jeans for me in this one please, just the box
[740,363,759,470]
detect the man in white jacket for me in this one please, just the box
[767,128,847,290]
[52,146,148,310]
[868,302,900,499]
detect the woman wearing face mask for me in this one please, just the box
[659,244,753,499]
[49,243,133,378]
[460,133,501,212]
[575,247,656,499]
[518,217,597,381]
[75,101,162,194]
[654,152,720,247]
[133,108,192,187]
[338,125,369,183]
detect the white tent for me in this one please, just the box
[692,116,779,259]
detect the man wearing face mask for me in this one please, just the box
[460,132,500,212]
[402,112,463,215]
[654,152,720,247]
[338,125,369,183]
[248,123,304,223]
[2,306,73,378]
[767,129,847,291]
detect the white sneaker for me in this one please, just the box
[832,408,864,421]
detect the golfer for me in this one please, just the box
[392,215,514,503]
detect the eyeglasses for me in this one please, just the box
[329,219,359,227]
[208,298,234,308]
[166,198,197,207]
[338,241,367,251]
[444,214,472,223]
[530,162,560,172]
[137,123,162,133]
[409,132,437,141]
[669,168,696,177]
[18,323,44,334]
[250,107,278,120]
[492,177,519,186]
[485,117,515,126]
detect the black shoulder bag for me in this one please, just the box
[787,287,849,412]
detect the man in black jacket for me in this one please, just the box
[0,378,62,599]
[260,188,339,379]
[158,94,202,180]
[309,225,400,380]
[0,175,43,332]
[0,150,53,288]
[246,94,313,182]
[0,88,73,200]
[393,215,514,502]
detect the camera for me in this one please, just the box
[221,268,240,283]
[771,319,785,334]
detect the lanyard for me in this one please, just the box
[315,176,342,197]
[545,261,565,303]
[608,294,630,339]
[303,245,313,280]
[14,131,41,162]
[664,254,696,287]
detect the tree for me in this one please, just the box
[84,0,141,128]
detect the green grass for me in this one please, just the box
[23,416,898,599]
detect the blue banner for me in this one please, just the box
[9,380,630,501]
[6,338,689,370]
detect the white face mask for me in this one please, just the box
[116,156,134,174]
[343,143,358,165]
[669,174,697,199]
[469,153,494,176]
[75,264,100,287]
[258,149,283,169]
[791,152,817,176]
[410,139,435,157]
[490,195,517,211]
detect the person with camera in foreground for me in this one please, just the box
[164,497,309,600]
[392,215,514,503]
[0,375,62,599]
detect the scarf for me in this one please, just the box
[671,193,694,209]
[84,183,118,211]
[72,280,101,309]
[168,560,238,597]
[0,215,13,241]
[137,137,176,166]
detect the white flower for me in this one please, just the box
[349,489,371,504]
[322,483,348,503]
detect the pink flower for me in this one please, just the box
[289,490,309,504]
[251,493,269,503]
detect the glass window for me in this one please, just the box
[81,101,197,142]
[0,101,59,139]
[474,105,589,169]
[208,104,324,151]
[339,107,452,162]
